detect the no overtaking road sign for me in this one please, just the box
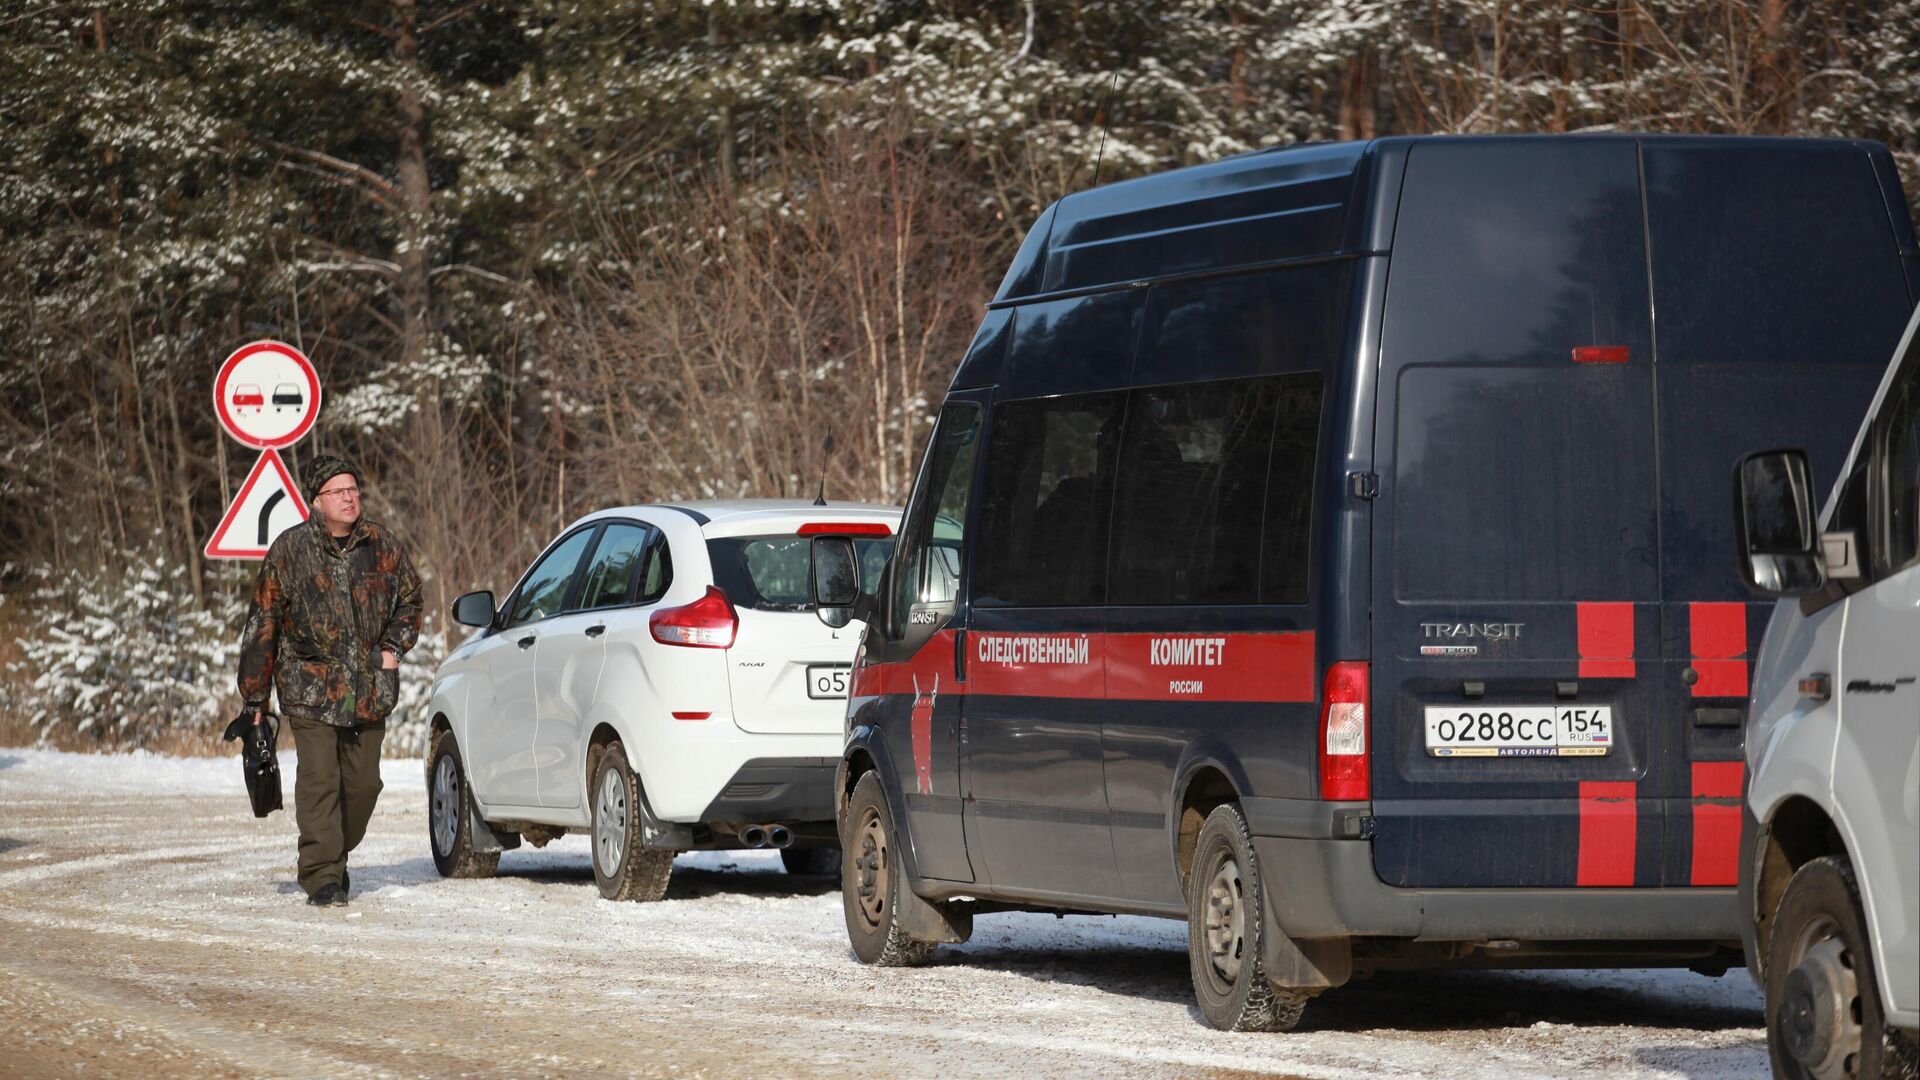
[205,340,322,561]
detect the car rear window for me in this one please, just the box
[706,535,892,613]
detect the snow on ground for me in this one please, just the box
[0,749,1769,1078]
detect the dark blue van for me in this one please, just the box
[808,135,1920,1030]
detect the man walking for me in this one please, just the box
[238,454,422,907]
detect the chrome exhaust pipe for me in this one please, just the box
[740,825,767,848]
[767,824,794,849]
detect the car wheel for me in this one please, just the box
[782,846,840,877]
[1187,803,1310,1032]
[428,731,500,879]
[590,743,674,902]
[842,772,935,966]
[1766,855,1908,1080]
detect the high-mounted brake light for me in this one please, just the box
[797,522,893,537]
[1319,661,1371,801]
[650,586,738,649]
[1572,346,1630,365]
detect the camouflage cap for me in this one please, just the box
[302,454,361,503]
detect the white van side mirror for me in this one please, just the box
[1735,450,1827,597]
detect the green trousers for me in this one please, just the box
[288,716,385,895]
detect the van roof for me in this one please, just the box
[992,133,1900,306]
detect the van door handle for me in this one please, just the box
[585,624,606,638]
[1692,706,1743,728]
[517,634,537,650]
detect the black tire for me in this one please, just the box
[1765,855,1911,1080]
[842,772,936,966]
[428,731,500,879]
[782,845,840,877]
[590,743,674,902]
[1187,804,1310,1032]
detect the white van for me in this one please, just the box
[1735,300,1920,1079]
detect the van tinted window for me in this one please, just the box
[1881,352,1920,573]
[1644,144,1911,366]
[1108,374,1322,605]
[1392,366,1658,602]
[1261,376,1322,604]
[974,392,1125,606]
[1383,140,1650,367]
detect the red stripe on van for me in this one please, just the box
[1105,632,1315,703]
[1688,602,1748,698]
[850,630,963,699]
[1689,761,1744,886]
[967,632,1107,699]
[862,631,1317,704]
[1576,603,1635,679]
[1576,781,1638,886]
[910,673,938,795]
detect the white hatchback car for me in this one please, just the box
[425,499,897,901]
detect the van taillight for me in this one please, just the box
[1572,345,1629,365]
[1319,661,1370,802]
[650,586,737,649]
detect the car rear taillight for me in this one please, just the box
[1319,661,1370,802]
[649,586,738,649]
[797,522,893,537]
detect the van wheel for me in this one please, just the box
[842,772,935,966]
[591,743,674,902]
[428,732,499,879]
[1188,804,1309,1032]
[1765,855,1904,1080]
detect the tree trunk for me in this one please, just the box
[393,0,431,369]
[1757,0,1794,133]
[164,365,205,605]
[708,9,735,195]
[1339,50,1377,140]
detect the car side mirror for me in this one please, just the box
[452,590,497,628]
[810,536,863,628]
[1735,450,1826,596]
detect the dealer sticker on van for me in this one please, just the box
[1423,706,1613,757]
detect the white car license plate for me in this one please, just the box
[806,665,851,700]
[1423,705,1613,757]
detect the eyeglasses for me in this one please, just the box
[317,486,361,501]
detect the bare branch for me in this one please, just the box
[252,136,402,211]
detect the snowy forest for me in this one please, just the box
[3,0,1917,752]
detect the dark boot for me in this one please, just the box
[307,882,347,907]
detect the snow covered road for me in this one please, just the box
[0,749,1768,1078]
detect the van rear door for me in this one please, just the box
[1641,140,1915,886]
[1370,139,1665,888]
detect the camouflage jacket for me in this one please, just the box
[238,516,423,728]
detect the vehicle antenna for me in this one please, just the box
[1092,70,1120,188]
[814,427,834,506]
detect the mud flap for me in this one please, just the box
[467,801,521,854]
[1261,863,1351,990]
[899,885,973,945]
[637,794,696,850]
